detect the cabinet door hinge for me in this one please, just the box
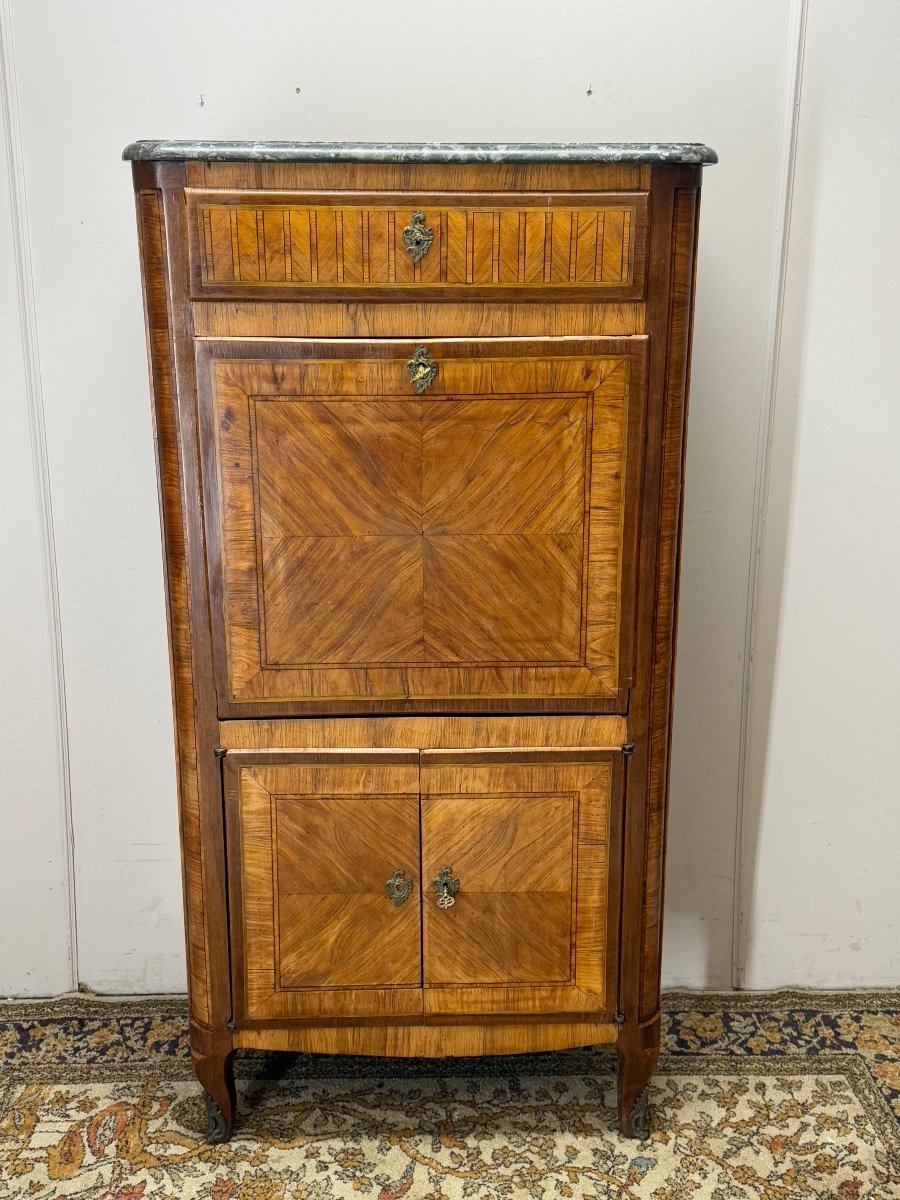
[614,1009,626,1025]
[214,747,227,760]
[621,743,635,757]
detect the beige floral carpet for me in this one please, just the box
[1,992,898,1199]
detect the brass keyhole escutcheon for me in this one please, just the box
[431,865,460,910]
[402,211,434,263]
[406,345,438,394]
[384,868,413,907]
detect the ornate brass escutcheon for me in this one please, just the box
[431,865,460,910]
[381,868,415,902]
[384,868,413,907]
[402,211,434,263]
[406,345,438,394]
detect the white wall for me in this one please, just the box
[1,0,896,995]
[739,0,900,987]
[0,14,74,994]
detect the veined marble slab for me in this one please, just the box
[123,140,717,165]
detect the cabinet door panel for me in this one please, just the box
[225,750,422,1021]
[422,794,575,985]
[199,337,645,715]
[420,749,623,1016]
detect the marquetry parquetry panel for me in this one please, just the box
[198,339,645,712]
[420,750,619,1016]
[226,746,620,1021]
[225,750,423,1021]
[187,191,648,299]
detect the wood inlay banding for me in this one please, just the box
[188,191,647,299]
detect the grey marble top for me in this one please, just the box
[123,140,717,165]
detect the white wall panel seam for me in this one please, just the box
[732,0,809,990]
[0,0,78,991]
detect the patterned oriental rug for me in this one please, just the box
[0,991,898,1199]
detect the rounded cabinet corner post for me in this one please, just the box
[132,168,233,1052]
[128,144,708,1141]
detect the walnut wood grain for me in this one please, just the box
[190,1023,236,1142]
[226,742,622,1024]
[615,1013,660,1136]
[274,793,420,988]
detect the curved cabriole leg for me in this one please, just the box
[190,1025,236,1143]
[616,1017,660,1140]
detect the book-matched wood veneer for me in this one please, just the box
[199,338,644,713]
[226,747,622,1025]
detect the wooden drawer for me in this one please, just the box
[187,189,648,301]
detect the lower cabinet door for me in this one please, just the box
[420,749,622,1017]
[225,749,423,1021]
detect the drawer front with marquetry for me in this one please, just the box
[187,190,648,300]
[197,336,646,715]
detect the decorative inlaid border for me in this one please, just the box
[187,191,648,301]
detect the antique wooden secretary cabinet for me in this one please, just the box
[125,139,715,1141]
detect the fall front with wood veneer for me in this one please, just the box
[199,338,642,712]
